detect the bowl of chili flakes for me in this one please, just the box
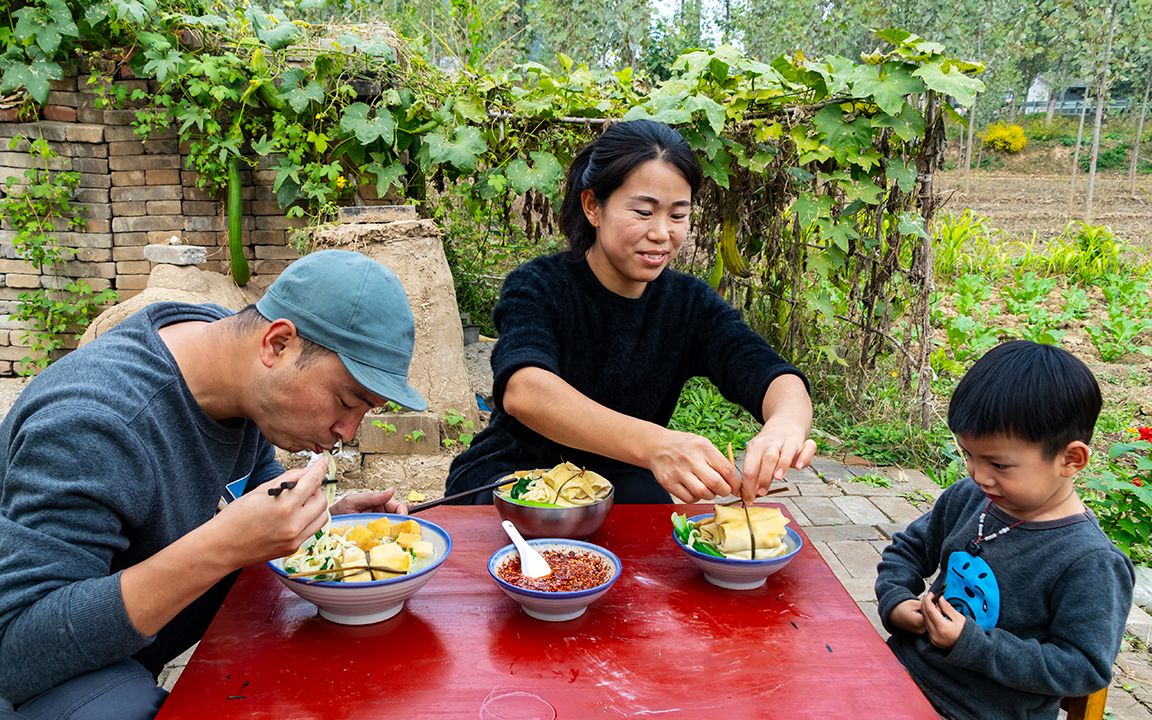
[487,539,622,622]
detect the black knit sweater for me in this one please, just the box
[445,252,807,503]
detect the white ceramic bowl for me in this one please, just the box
[673,513,803,590]
[268,513,452,625]
[488,539,621,622]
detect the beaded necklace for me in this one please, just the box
[965,487,1077,555]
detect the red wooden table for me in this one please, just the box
[156,504,936,719]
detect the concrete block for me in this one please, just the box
[143,244,208,266]
[831,496,893,525]
[147,200,182,215]
[115,275,150,290]
[146,169,181,185]
[109,154,180,172]
[112,170,146,186]
[75,188,110,204]
[358,412,440,454]
[337,205,417,224]
[72,158,108,175]
[184,215,222,232]
[254,245,300,260]
[112,216,184,233]
[78,173,111,189]
[111,185,182,202]
[183,201,218,216]
[117,260,151,275]
[108,140,145,156]
[42,106,78,122]
[113,246,145,261]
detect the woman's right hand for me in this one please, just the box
[648,429,739,502]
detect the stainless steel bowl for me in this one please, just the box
[493,486,614,539]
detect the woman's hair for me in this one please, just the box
[947,340,1102,458]
[560,119,702,255]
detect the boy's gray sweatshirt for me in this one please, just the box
[876,477,1134,719]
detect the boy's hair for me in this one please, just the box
[947,340,1101,458]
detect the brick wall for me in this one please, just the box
[0,73,390,376]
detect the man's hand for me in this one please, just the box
[214,460,331,566]
[922,592,965,650]
[888,598,927,635]
[331,488,407,516]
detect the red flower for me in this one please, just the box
[1133,478,1145,487]
[1138,426,1152,442]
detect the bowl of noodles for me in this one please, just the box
[671,505,803,590]
[268,513,452,625]
[493,462,614,539]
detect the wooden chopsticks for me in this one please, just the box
[286,564,407,581]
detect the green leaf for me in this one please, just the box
[365,153,405,196]
[897,211,928,239]
[0,58,63,104]
[339,103,396,145]
[812,105,871,158]
[885,158,917,193]
[912,60,985,108]
[281,72,324,113]
[683,94,727,134]
[849,62,923,116]
[424,126,487,173]
[14,0,77,56]
[250,135,276,156]
[506,151,564,195]
[700,148,732,189]
[872,105,925,143]
[335,32,395,62]
[793,192,833,228]
[452,96,487,124]
[249,9,299,51]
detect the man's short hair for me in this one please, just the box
[229,305,330,369]
[947,340,1102,458]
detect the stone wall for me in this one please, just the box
[0,72,390,375]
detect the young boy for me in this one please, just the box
[875,341,1135,720]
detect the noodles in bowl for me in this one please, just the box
[493,463,614,538]
[671,506,803,590]
[496,462,612,508]
[268,513,451,624]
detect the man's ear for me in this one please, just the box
[580,188,600,228]
[259,319,298,368]
[1060,441,1091,475]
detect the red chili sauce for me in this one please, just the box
[497,549,611,592]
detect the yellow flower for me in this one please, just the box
[315,113,323,121]
[335,176,346,189]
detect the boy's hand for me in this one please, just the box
[922,592,965,650]
[888,598,926,634]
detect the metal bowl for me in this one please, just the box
[492,486,614,539]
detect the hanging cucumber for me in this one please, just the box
[226,158,250,286]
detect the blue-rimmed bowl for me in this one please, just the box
[674,513,803,590]
[268,513,452,625]
[488,539,622,622]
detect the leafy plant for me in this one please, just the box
[1085,308,1152,362]
[1080,428,1152,565]
[405,429,426,443]
[669,377,761,450]
[852,473,893,488]
[372,420,397,435]
[0,136,118,373]
[441,408,475,448]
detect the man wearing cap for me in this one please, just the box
[0,250,425,719]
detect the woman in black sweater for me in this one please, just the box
[447,120,816,504]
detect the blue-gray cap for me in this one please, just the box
[256,250,428,411]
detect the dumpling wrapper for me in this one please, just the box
[712,506,790,557]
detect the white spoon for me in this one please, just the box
[502,520,552,579]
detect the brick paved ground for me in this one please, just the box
[159,455,1152,718]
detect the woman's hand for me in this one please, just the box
[739,419,817,502]
[330,488,407,516]
[648,429,738,502]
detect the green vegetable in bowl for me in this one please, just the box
[508,475,534,499]
[670,512,726,558]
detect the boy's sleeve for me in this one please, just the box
[943,547,1134,696]
[875,508,940,632]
